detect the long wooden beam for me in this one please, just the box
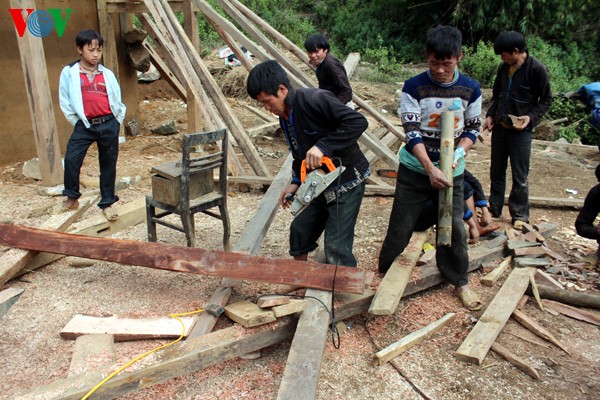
[0,224,364,294]
[11,0,63,185]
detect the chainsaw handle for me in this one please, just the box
[300,156,337,182]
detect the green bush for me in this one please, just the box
[546,97,598,145]
[460,41,498,87]
[528,37,590,94]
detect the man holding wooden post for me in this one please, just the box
[378,26,483,310]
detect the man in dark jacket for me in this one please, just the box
[483,31,552,230]
[304,34,354,109]
[247,60,369,267]
[575,164,600,266]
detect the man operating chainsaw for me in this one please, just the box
[247,60,370,267]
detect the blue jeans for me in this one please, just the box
[63,118,120,209]
[378,165,468,286]
[289,182,365,267]
[489,126,532,223]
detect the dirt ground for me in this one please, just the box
[1,66,600,400]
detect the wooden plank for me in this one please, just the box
[146,0,271,177]
[507,240,541,250]
[241,103,278,123]
[224,300,277,327]
[272,299,306,318]
[0,287,24,318]
[247,121,280,137]
[277,289,331,400]
[513,246,547,258]
[481,256,512,287]
[514,257,552,268]
[10,0,63,185]
[182,0,200,52]
[0,224,366,294]
[359,129,400,170]
[502,195,583,209]
[68,334,116,377]
[512,309,570,354]
[490,342,540,380]
[534,270,564,290]
[369,230,428,315]
[257,295,290,308]
[542,299,600,326]
[374,313,455,365]
[97,0,119,77]
[455,267,535,365]
[60,314,196,341]
[344,52,361,79]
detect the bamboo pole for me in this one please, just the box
[437,111,454,246]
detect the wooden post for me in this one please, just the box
[10,0,63,186]
[182,0,200,52]
[437,111,454,246]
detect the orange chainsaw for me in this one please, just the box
[288,156,345,216]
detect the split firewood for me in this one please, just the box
[373,313,456,365]
[481,256,512,287]
[542,299,600,326]
[490,342,540,379]
[512,309,570,355]
[61,314,196,341]
[257,295,290,308]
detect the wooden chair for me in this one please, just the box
[146,129,230,250]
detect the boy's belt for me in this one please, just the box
[89,114,114,125]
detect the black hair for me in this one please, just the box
[246,60,291,99]
[75,29,104,48]
[493,31,527,54]
[596,163,600,182]
[425,26,462,60]
[304,34,330,52]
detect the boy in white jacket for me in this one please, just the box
[59,29,125,220]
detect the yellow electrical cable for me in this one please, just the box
[81,308,204,400]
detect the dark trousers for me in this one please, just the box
[489,126,532,222]
[63,118,120,209]
[289,182,365,267]
[378,165,468,287]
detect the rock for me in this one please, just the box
[554,137,569,144]
[22,158,41,180]
[125,119,141,137]
[151,120,178,135]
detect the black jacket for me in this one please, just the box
[315,53,353,104]
[280,88,369,187]
[575,184,600,242]
[486,54,552,128]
